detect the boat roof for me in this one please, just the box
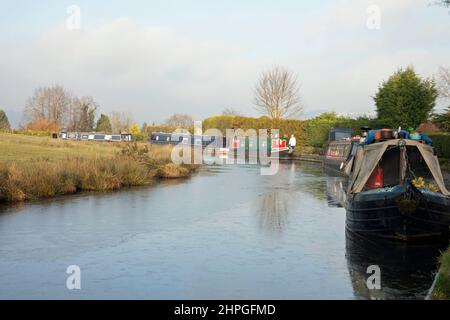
[329,138,359,145]
[347,139,449,196]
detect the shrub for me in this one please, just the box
[429,134,450,159]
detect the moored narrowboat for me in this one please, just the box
[345,131,450,241]
[324,128,360,175]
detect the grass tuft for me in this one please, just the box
[432,247,450,300]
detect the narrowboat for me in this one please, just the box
[324,128,360,175]
[93,134,106,141]
[150,132,217,146]
[111,134,122,142]
[225,134,293,158]
[150,132,173,144]
[345,130,450,241]
[58,131,131,142]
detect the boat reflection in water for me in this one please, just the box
[345,229,446,300]
[326,176,347,208]
[325,175,446,299]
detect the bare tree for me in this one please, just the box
[68,96,98,131]
[437,66,450,99]
[164,113,194,128]
[254,66,302,119]
[24,85,72,126]
[110,111,133,133]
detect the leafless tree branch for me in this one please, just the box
[24,85,72,125]
[254,66,302,119]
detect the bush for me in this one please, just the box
[132,132,148,142]
[429,134,450,159]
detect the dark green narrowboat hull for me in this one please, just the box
[346,184,450,241]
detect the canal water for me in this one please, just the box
[0,162,446,299]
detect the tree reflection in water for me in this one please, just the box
[258,162,298,234]
[259,188,289,234]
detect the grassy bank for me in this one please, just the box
[431,247,450,300]
[0,133,196,203]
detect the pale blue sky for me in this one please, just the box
[0,0,449,126]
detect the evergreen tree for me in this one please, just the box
[0,110,11,130]
[374,67,438,129]
[96,114,112,133]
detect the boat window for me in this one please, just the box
[335,132,350,141]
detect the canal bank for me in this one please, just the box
[429,248,450,299]
[0,133,196,203]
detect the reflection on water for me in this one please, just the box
[326,177,347,208]
[0,162,445,299]
[325,173,445,300]
[259,188,289,234]
[346,230,446,300]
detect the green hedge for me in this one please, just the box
[203,115,304,143]
[430,134,450,159]
[202,113,387,151]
